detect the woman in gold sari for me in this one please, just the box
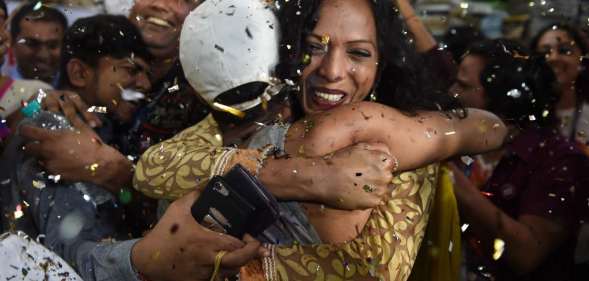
[134,0,506,280]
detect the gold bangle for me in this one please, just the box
[209,250,227,281]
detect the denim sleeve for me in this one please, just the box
[75,239,142,281]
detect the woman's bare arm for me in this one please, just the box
[286,101,506,169]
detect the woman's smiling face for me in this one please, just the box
[299,0,379,115]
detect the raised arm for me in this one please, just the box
[286,101,506,171]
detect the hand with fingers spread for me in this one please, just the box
[41,90,103,128]
[132,191,268,281]
[20,93,132,193]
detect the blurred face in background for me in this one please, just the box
[130,0,201,60]
[13,18,64,83]
[449,54,486,109]
[536,29,584,86]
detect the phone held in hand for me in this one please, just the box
[191,164,280,237]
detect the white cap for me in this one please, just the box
[179,0,280,109]
[104,0,134,16]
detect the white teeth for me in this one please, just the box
[316,92,344,102]
[146,17,172,28]
[315,91,344,102]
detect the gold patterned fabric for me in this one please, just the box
[134,116,438,281]
[134,114,263,199]
[258,165,438,281]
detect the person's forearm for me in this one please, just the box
[259,157,323,202]
[395,0,437,52]
[75,240,142,281]
[95,145,134,193]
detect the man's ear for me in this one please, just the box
[66,58,93,88]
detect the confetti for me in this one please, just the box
[461,224,470,232]
[461,156,474,166]
[168,84,180,93]
[14,204,24,219]
[492,238,505,260]
[506,89,521,98]
[87,106,107,113]
[121,88,145,101]
[48,174,61,183]
[32,180,46,189]
[89,163,99,176]
[444,131,456,136]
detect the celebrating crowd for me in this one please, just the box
[0,0,587,281]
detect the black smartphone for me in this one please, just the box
[191,164,280,237]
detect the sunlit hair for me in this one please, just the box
[274,0,462,118]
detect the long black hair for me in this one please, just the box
[275,0,462,117]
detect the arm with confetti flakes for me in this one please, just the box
[134,114,394,210]
[286,102,507,172]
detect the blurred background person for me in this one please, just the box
[8,2,66,85]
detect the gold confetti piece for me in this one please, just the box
[212,102,245,118]
[445,131,456,136]
[493,239,505,260]
[298,145,305,155]
[89,163,99,176]
[461,224,469,232]
[320,34,330,45]
[32,180,46,189]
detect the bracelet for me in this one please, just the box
[211,148,237,177]
[262,244,277,281]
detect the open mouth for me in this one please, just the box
[310,87,347,110]
[144,16,174,28]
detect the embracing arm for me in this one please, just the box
[134,114,392,209]
[286,102,506,171]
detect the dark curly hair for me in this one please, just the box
[468,39,559,128]
[275,0,462,118]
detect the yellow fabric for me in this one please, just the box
[408,164,461,281]
[269,165,438,281]
[134,116,439,281]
